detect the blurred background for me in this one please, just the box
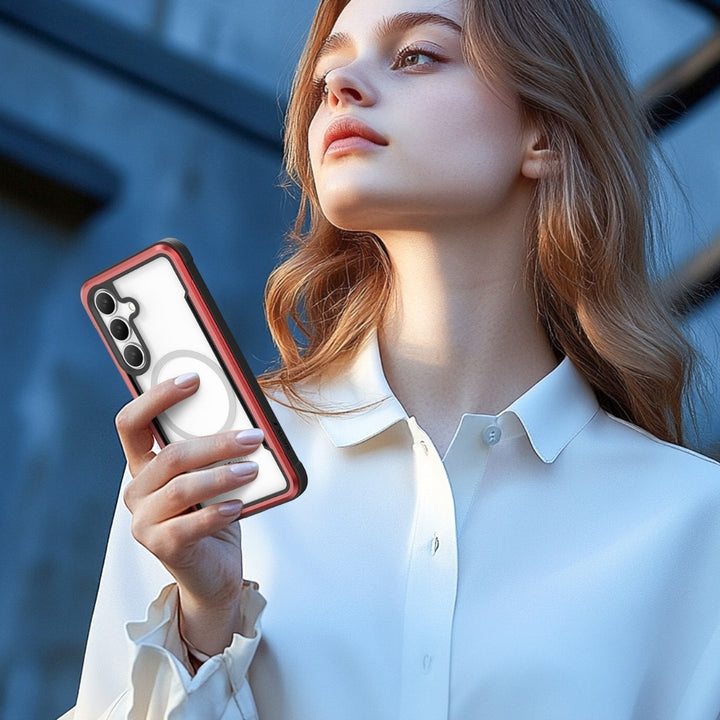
[0,0,717,718]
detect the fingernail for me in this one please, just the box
[174,372,199,388]
[236,428,264,445]
[217,500,243,517]
[229,461,258,477]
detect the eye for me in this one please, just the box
[392,45,444,70]
[311,73,330,104]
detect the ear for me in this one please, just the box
[521,131,556,180]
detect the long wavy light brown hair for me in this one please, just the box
[261,0,694,444]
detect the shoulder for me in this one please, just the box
[588,408,720,486]
[556,411,720,559]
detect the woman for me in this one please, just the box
[66,0,720,718]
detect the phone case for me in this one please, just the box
[81,238,307,516]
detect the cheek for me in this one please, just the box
[427,74,523,145]
[425,98,525,176]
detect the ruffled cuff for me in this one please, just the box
[125,583,265,719]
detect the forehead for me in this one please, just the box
[331,0,463,33]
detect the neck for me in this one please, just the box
[376,220,557,456]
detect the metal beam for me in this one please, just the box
[643,29,720,131]
[0,112,119,204]
[0,111,121,224]
[665,236,720,315]
[0,0,284,153]
[643,5,720,314]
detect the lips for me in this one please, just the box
[322,116,388,156]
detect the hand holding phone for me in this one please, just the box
[81,238,307,517]
[116,372,260,658]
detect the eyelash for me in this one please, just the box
[311,44,446,103]
[311,74,330,103]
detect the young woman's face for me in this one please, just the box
[307,0,537,234]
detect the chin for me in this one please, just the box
[316,183,442,234]
[323,211,367,232]
[319,196,387,233]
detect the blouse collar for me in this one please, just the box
[307,331,599,463]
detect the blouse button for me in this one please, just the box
[431,534,440,555]
[482,424,502,446]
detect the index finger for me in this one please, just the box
[115,372,200,475]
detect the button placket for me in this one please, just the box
[401,420,457,720]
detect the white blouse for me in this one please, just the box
[65,334,720,719]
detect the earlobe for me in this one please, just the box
[521,134,556,180]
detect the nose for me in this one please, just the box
[323,65,376,108]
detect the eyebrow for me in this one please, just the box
[315,11,462,65]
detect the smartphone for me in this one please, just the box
[81,238,307,516]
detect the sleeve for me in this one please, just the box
[66,466,266,720]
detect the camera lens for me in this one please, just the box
[123,344,144,368]
[110,318,130,341]
[95,291,116,315]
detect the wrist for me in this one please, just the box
[177,585,246,659]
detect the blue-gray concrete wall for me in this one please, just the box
[0,1,717,718]
[0,2,317,717]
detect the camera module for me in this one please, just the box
[110,318,130,341]
[123,344,145,369]
[95,291,116,315]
